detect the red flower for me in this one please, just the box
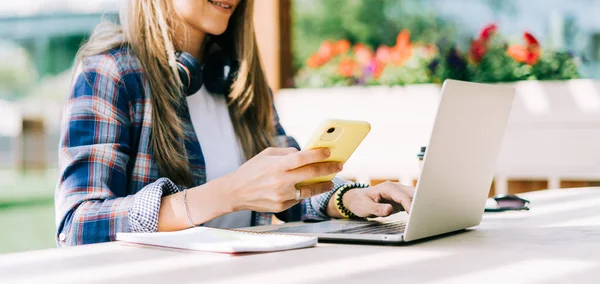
[468,39,487,64]
[507,32,542,65]
[524,32,539,46]
[468,24,498,64]
[354,43,374,67]
[334,39,351,55]
[526,50,541,65]
[338,58,357,77]
[480,24,497,41]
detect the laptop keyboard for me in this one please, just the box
[329,221,406,235]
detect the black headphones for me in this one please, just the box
[175,48,239,96]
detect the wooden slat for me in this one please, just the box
[370,179,400,186]
[560,180,600,188]
[508,180,549,194]
[253,0,292,92]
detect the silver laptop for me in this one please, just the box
[265,80,516,244]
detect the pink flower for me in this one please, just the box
[354,43,374,67]
[317,40,335,62]
[375,46,392,63]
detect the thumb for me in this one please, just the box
[373,203,393,217]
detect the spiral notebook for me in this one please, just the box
[116,227,318,254]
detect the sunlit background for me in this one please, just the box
[2,0,600,254]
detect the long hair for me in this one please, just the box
[75,0,273,186]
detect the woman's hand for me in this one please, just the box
[327,181,415,218]
[224,147,342,213]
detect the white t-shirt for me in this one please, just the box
[186,86,252,228]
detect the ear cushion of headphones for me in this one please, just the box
[175,51,203,95]
[203,50,239,95]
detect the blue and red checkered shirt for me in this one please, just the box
[55,47,345,246]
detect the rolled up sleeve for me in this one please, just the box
[128,178,180,233]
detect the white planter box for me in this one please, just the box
[275,80,600,193]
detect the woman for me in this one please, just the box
[55,0,415,246]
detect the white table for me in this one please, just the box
[2,188,600,284]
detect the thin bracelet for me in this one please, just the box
[183,190,197,228]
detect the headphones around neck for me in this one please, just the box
[175,48,239,96]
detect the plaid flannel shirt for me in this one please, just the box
[55,47,347,246]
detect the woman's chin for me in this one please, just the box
[198,22,229,36]
[206,29,228,36]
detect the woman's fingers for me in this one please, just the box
[376,183,414,214]
[284,148,331,170]
[261,147,299,157]
[297,181,334,199]
[289,161,342,183]
[356,196,393,217]
[375,204,394,217]
[401,184,415,199]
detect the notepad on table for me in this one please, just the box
[116,227,318,254]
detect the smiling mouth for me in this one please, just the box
[208,0,233,9]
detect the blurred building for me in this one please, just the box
[0,0,118,78]
[0,0,118,169]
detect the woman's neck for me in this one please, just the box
[174,24,206,63]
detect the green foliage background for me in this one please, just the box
[293,0,581,87]
[292,0,458,72]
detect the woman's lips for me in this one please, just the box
[208,0,234,14]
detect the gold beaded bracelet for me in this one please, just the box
[334,183,369,219]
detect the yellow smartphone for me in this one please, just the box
[296,119,371,187]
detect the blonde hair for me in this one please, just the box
[75,0,274,186]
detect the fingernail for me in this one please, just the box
[337,163,343,171]
[323,148,330,157]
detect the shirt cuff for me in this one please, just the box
[302,177,349,221]
[128,178,181,233]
